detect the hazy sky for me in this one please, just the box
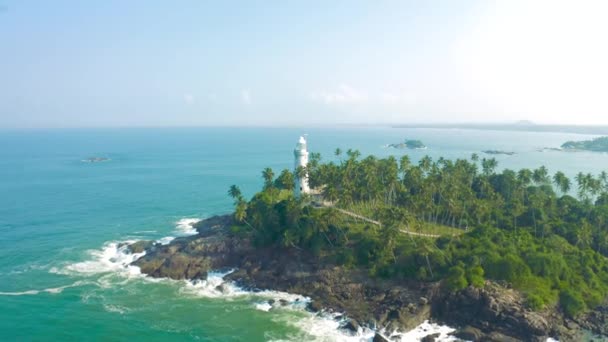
[1,0,607,128]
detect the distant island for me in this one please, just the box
[387,139,426,149]
[482,150,515,156]
[393,122,608,135]
[82,157,110,163]
[561,136,608,152]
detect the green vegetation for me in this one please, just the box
[229,150,608,317]
[562,136,608,152]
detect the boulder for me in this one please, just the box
[421,333,440,342]
[453,326,484,341]
[372,333,390,342]
[306,301,323,312]
[343,319,360,333]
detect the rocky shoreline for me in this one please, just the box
[128,215,603,341]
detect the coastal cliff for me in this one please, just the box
[129,215,587,342]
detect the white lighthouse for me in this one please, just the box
[294,135,310,198]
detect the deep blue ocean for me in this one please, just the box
[1,127,607,341]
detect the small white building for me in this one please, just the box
[294,135,310,197]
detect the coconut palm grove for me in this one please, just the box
[229,149,608,318]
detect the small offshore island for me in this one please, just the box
[482,150,516,156]
[82,156,110,163]
[387,139,427,150]
[561,136,608,152]
[129,137,608,341]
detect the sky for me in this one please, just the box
[1,0,607,128]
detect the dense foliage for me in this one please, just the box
[562,136,608,151]
[229,150,608,317]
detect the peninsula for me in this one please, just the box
[561,136,608,152]
[129,137,608,341]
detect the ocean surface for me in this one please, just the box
[1,126,608,341]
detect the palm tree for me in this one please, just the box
[334,148,342,159]
[417,238,435,279]
[576,219,593,248]
[262,167,275,189]
[517,169,532,188]
[399,155,411,177]
[587,173,602,199]
[228,184,243,203]
[419,156,433,174]
[481,158,498,176]
[552,171,571,195]
[533,166,550,185]
[346,149,361,161]
[600,171,608,192]
[234,200,256,232]
[576,172,589,201]
[471,153,479,162]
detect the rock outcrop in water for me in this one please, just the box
[130,215,596,341]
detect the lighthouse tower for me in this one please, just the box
[294,135,310,198]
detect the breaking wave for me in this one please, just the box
[45,217,463,341]
[174,218,201,236]
[50,241,145,277]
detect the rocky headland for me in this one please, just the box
[125,215,608,341]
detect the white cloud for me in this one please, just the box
[183,93,195,105]
[241,89,252,105]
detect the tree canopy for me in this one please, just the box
[228,150,608,317]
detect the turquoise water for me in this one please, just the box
[1,127,607,341]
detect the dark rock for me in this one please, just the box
[483,331,520,342]
[343,319,360,333]
[306,301,323,312]
[421,333,440,342]
[279,299,289,306]
[215,283,231,294]
[128,214,585,342]
[128,240,153,254]
[434,284,558,341]
[372,332,390,342]
[453,326,484,341]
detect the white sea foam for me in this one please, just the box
[0,290,41,296]
[255,301,273,312]
[272,311,459,342]
[103,304,129,314]
[183,270,456,342]
[181,270,249,298]
[0,280,91,296]
[175,218,201,236]
[156,236,175,245]
[395,320,457,341]
[44,227,459,342]
[53,241,145,277]
[269,310,377,342]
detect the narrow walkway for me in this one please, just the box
[333,207,382,226]
[332,207,442,238]
[399,229,441,238]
